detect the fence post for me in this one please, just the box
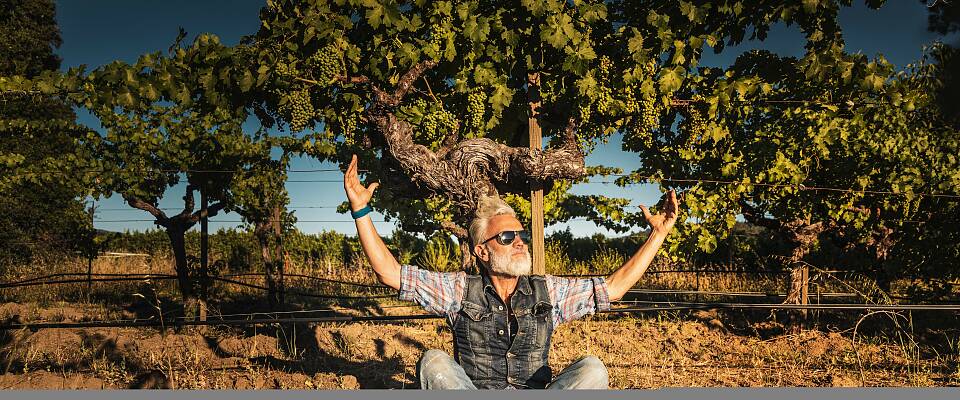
[274,205,285,306]
[87,202,96,299]
[800,264,809,324]
[199,189,208,323]
[528,71,545,275]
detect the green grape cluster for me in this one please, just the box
[342,113,358,136]
[594,86,613,115]
[591,56,615,116]
[429,18,450,52]
[466,90,486,131]
[413,98,428,110]
[274,62,299,80]
[307,44,343,84]
[577,102,592,122]
[421,107,457,148]
[636,96,665,134]
[280,88,314,132]
[598,56,613,76]
[684,106,708,143]
[623,95,639,114]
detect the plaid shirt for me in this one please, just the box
[398,264,611,327]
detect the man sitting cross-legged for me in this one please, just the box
[342,154,679,389]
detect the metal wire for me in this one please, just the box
[0,274,395,300]
[625,288,859,298]
[3,301,959,331]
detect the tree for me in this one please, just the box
[7,34,277,313]
[888,2,960,292]
[0,0,91,264]
[229,141,297,308]
[247,0,887,269]
[617,17,959,301]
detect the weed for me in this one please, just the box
[417,235,460,272]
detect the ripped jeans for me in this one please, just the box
[416,349,609,389]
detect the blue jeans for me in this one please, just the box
[416,349,609,389]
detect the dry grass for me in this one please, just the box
[2,255,959,388]
[1,311,957,389]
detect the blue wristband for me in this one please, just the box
[351,205,373,219]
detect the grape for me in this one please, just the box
[635,96,665,136]
[274,62,299,80]
[429,18,450,54]
[307,44,343,84]
[279,88,314,132]
[342,113,358,136]
[599,56,613,76]
[684,105,708,144]
[466,90,486,132]
[420,104,458,149]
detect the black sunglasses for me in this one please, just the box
[481,230,531,246]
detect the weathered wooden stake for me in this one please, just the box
[800,263,809,322]
[528,71,545,275]
[199,189,208,323]
[274,205,286,305]
[86,202,95,299]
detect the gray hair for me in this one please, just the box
[469,195,517,248]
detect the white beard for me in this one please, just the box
[486,246,532,277]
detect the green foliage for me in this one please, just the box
[0,0,63,76]
[416,234,461,272]
[0,0,91,263]
[588,247,626,275]
[619,40,960,280]
[3,0,956,289]
[243,0,927,244]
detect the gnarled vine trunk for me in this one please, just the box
[347,61,587,270]
[125,185,225,318]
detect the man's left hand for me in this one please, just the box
[639,190,679,236]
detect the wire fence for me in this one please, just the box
[5,169,960,200]
[2,271,959,331]
[3,302,959,331]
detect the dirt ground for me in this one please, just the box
[2,301,958,389]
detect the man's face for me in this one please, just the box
[477,214,532,277]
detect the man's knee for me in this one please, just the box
[417,349,453,374]
[573,355,609,388]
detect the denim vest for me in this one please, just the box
[451,273,554,389]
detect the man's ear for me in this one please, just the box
[474,244,489,263]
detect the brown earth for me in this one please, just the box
[2,303,956,389]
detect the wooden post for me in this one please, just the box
[528,72,545,276]
[800,263,809,323]
[274,205,285,305]
[87,203,95,298]
[199,189,208,323]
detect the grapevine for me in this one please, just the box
[279,88,314,132]
[428,17,450,58]
[466,90,486,133]
[420,104,458,149]
[274,62,299,80]
[683,104,708,145]
[634,96,666,138]
[307,44,343,85]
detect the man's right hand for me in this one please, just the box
[344,154,379,212]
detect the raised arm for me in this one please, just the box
[605,190,679,301]
[344,154,401,289]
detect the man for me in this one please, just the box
[343,155,679,389]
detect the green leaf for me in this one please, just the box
[239,70,254,92]
[658,66,683,94]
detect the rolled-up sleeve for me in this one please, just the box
[398,264,465,318]
[545,275,612,326]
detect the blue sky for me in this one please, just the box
[53,1,952,237]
